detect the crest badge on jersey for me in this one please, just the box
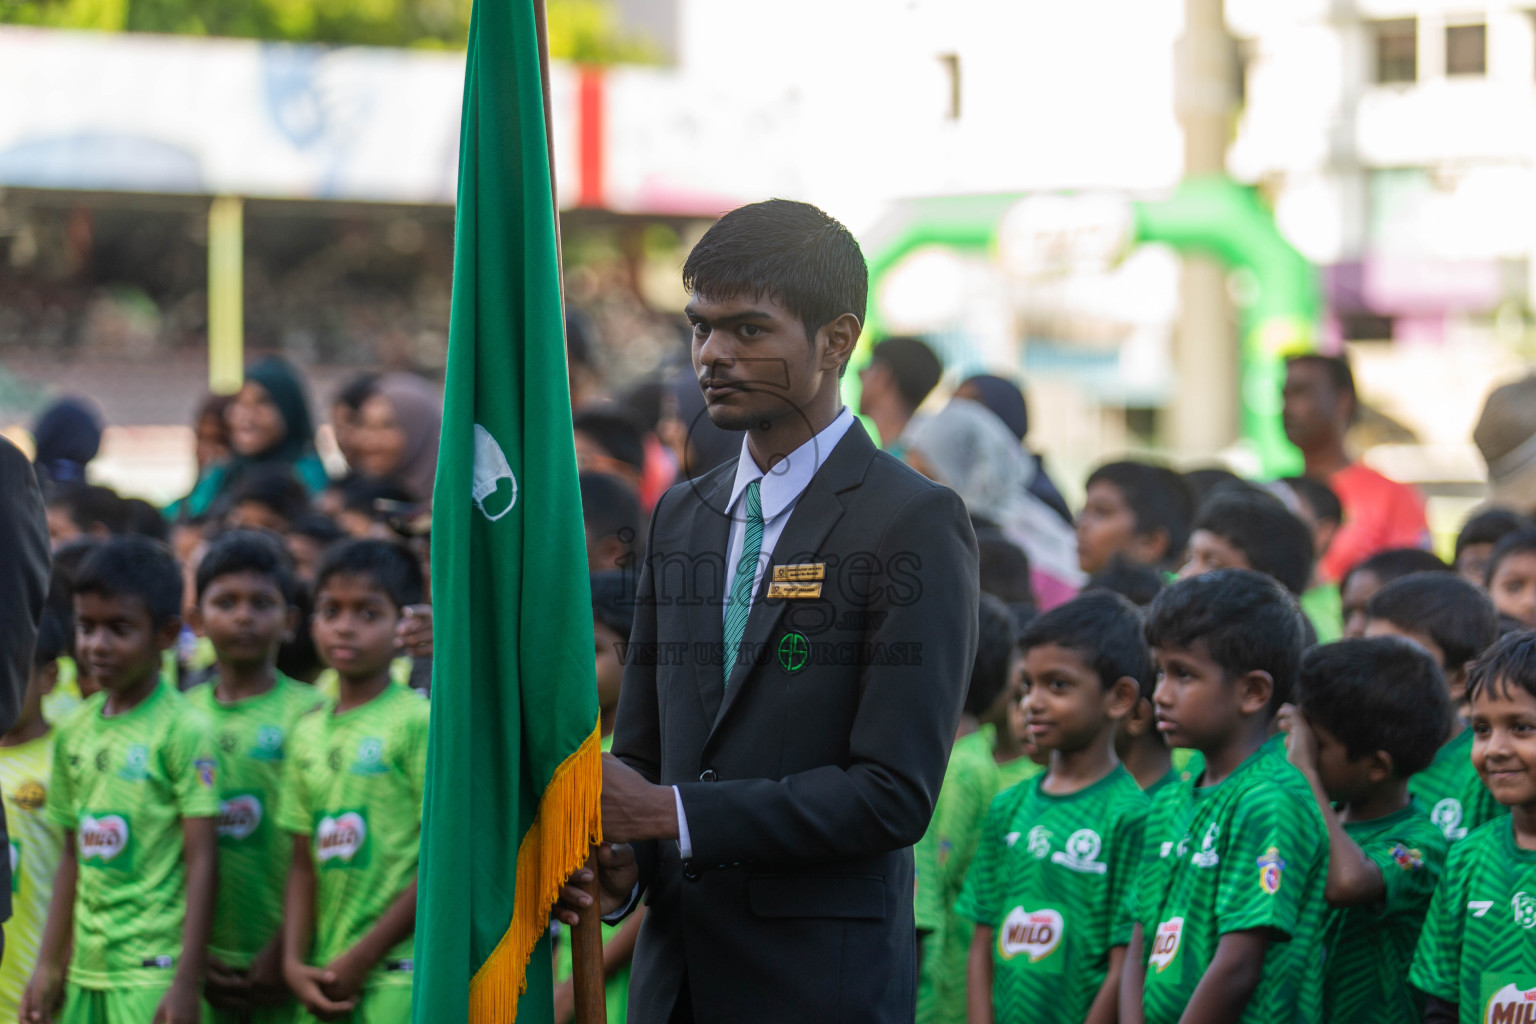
[1513,892,1536,930]
[195,757,217,789]
[1389,843,1424,872]
[1257,847,1285,894]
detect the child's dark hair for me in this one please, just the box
[335,373,379,413]
[1085,557,1166,608]
[1455,507,1527,564]
[121,497,170,543]
[48,483,127,536]
[1020,590,1156,700]
[573,408,647,477]
[590,570,635,639]
[976,532,1032,607]
[1297,637,1449,777]
[964,593,1019,718]
[1145,569,1306,713]
[1085,461,1196,570]
[314,539,423,611]
[1486,527,1536,587]
[73,536,183,628]
[1192,488,1315,595]
[1279,475,1342,526]
[1466,630,1536,704]
[195,530,296,604]
[341,477,413,518]
[1181,467,1245,509]
[682,199,868,358]
[1366,573,1499,672]
[287,513,348,547]
[33,607,69,668]
[579,472,641,547]
[1342,547,1448,593]
[226,464,311,525]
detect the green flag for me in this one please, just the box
[413,0,602,1020]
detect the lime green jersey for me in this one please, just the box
[44,682,219,989]
[915,727,1043,1024]
[185,674,325,968]
[1409,728,1506,844]
[956,766,1148,1024]
[1322,804,1447,1024]
[1409,817,1536,1024]
[277,684,428,990]
[1136,736,1329,1024]
[0,733,64,1019]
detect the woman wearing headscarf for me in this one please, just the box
[31,397,103,491]
[351,373,442,504]
[953,374,1073,524]
[904,398,1083,609]
[172,356,328,519]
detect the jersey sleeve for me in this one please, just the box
[953,790,1007,927]
[939,751,992,901]
[1213,786,1323,940]
[913,818,943,934]
[1108,800,1148,947]
[1408,839,1468,1002]
[1359,825,1447,923]
[166,707,220,818]
[276,719,316,837]
[44,726,75,831]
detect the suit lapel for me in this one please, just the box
[709,425,876,736]
[687,467,735,725]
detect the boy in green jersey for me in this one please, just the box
[280,540,428,1024]
[24,538,219,1024]
[1410,632,1536,1024]
[0,609,69,1022]
[958,591,1150,1024]
[1280,637,1452,1023]
[186,531,325,1022]
[1122,570,1328,1024]
[1365,572,1504,843]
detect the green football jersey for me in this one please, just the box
[916,727,1043,1024]
[277,684,428,990]
[955,766,1148,1024]
[1136,736,1328,1024]
[1409,728,1506,844]
[1409,817,1536,1024]
[186,674,326,968]
[0,732,63,1021]
[1322,804,1447,1024]
[44,682,219,989]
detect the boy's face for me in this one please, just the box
[1490,552,1536,628]
[1020,643,1129,754]
[311,574,401,681]
[1470,681,1536,809]
[195,571,293,670]
[1151,639,1259,753]
[1076,481,1153,575]
[1307,717,1386,804]
[594,620,624,711]
[74,592,177,693]
[1281,360,1346,451]
[1456,543,1495,590]
[285,535,326,585]
[1179,529,1251,581]
[1340,569,1383,639]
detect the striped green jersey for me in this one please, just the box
[1408,728,1506,844]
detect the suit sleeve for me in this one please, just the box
[0,439,48,738]
[678,484,979,868]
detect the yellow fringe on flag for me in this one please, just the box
[468,721,604,1022]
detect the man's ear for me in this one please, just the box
[1237,670,1275,717]
[819,313,862,376]
[1106,677,1141,721]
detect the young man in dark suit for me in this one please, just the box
[558,200,980,1023]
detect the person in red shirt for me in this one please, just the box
[1282,354,1428,584]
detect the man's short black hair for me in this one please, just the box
[580,472,641,547]
[1366,572,1499,672]
[314,539,423,611]
[682,199,868,360]
[1467,630,1536,705]
[1287,353,1358,419]
[1456,508,1529,562]
[1487,527,1536,587]
[1021,590,1156,700]
[964,593,1018,718]
[1280,475,1342,525]
[1297,637,1449,777]
[227,465,311,525]
[1342,547,1449,593]
[573,408,647,476]
[590,570,635,640]
[1145,569,1306,713]
[1085,558,1166,608]
[976,532,1032,607]
[196,530,296,605]
[1087,461,1196,570]
[48,483,127,536]
[1193,488,1315,595]
[870,337,942,412]
[74,536,183,628]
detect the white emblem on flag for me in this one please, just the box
[472,424,518,521]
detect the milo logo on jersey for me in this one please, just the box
[78,813,132,869]
[1481,977,1536,1023]
[217,792,264,843]
[996,906,1063,963]
[1149,917,1184,973]
[315,809,369,869]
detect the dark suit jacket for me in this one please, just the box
[0,439,50,921]
[612,422,979,1024]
